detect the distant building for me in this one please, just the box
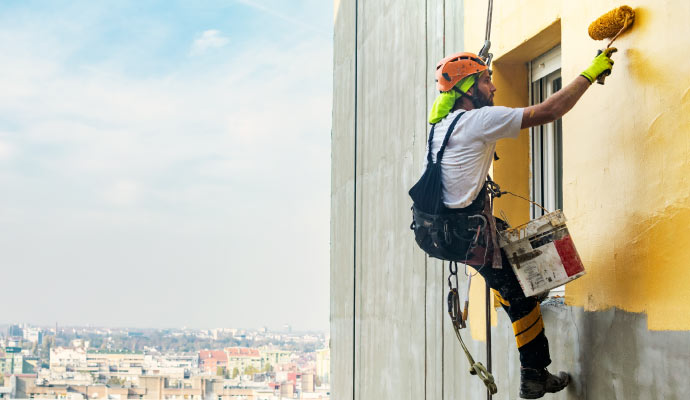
[7,325,23,339]
[259,347,291,368]
[301,373,315,393]
[14,375,264,400]
[49,346,87,373]
[86,350,145,382]
[22,328,43,345]
[1,349,36,375]
[198,350,227,375]
[280,381,295,398]
[49,348,145,384]
[315,347,330,383]
[225,347,262,374]
[143,353,197,378]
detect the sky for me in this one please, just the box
[0,0,333,332]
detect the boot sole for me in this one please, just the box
[519,391,545,399]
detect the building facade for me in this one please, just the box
[198,350,227,375]
[225,347,262,373]
[331,0,690,399]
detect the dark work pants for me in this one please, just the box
[469,249,552,369]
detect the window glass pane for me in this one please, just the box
[530,70,562,217]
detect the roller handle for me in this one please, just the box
[595,50,610,85]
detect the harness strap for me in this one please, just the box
[425,124,436,165]
[425,111,466,165]
[436,111,465,162]
[483,187,503,269]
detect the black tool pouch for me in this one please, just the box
[411,206,488,262]
[409,111,493,265]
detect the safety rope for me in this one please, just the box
[478,0,494,67]
[447,261,498,395]
[484,0,493,43]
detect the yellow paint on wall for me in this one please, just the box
[468,273,498,342]
[464,0,561,61]
[463,0,690,331]
[492,62,531,228]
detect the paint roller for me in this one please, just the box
[588,5,635,84]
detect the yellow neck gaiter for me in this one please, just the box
[428,74,476,124]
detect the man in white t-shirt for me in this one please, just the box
[423,50,615,399]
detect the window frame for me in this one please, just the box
[529,45,563,219]
[528,45,566,296]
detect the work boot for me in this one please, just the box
[519,367,570,399]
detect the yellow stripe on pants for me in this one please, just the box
[493,289,510,307]
[512,305,544,348]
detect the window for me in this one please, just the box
[530,45,562,219]
[530,45,565,296]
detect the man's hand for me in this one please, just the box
[580,48,617,83]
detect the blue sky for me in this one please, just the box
[0,0,333,331]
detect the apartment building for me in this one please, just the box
[198,350,227,374]
[225,347,261,373]
[1,349,35,375]
[258,347,291,368]
[314,348,329,384]
[49,347,87,373]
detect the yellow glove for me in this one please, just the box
[581,47,617,83]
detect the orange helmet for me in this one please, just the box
[435,52,488,92]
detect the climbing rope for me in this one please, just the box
[484,0,493,43]
[447,261,498,395]
[478,0,494,67]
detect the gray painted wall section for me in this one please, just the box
[487,303,690,400]
[355,1,427,399]
[332,1,690,400]
[331,1,355,399]
[424,2,445,400]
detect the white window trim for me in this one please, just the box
[529,45,566,297]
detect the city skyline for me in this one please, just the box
[1,321,330,399]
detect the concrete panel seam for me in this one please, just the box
[352,1,358,400]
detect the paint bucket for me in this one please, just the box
[498,210,585,297]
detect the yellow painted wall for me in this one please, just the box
[464,0,690,331]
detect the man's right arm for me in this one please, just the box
[520,50,616,130]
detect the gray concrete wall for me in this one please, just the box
[331,1,690,399]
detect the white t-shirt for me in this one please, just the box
[424,106,523,208]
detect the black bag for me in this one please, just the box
[409,111,489,263]
[408,112,465,214]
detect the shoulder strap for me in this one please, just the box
[435,111,466,163]
[426,124,437,165]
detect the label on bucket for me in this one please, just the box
[499,210,586,297]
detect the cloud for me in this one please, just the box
[190,29,230,55]
[0,138,14,161]
[103,180,140,206]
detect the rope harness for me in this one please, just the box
[447,259,498,394]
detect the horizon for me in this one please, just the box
[0,322,328,334]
